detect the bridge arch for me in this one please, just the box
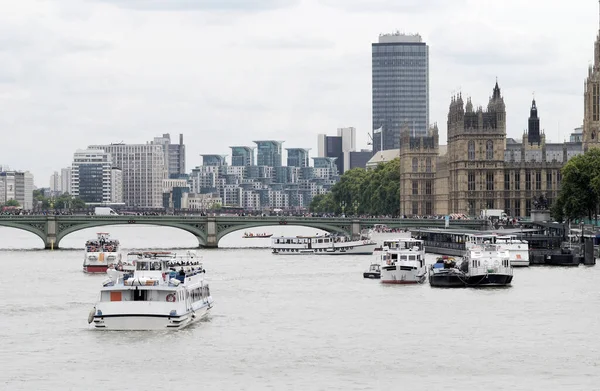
[55,219,208,249]
[215,220,352,244]
[0,225,46,248]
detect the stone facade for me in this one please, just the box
[400,83,583,217]
[399,124,439,216]
[583,27,600,151]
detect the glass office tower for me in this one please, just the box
[372,32,429,152]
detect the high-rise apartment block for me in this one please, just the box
[230,146,255,166]
[61,167,72,194]
[317,128,360,174]
[254,141,283,167]
[372,32,429,152]
[88,143,165,208]
[152,133,186,178]
[286,148,310,168]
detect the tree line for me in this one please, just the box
[310,159,400,216]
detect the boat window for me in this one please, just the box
[409,255,416,261]
[136,261,149,271]
[400,255,407,260]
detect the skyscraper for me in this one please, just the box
[372,32,429,152]
[61,167,72,194]
[230,146,255,166]
[254,141,283,167]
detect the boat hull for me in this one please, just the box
[92,305,212,331]
[83,264,109,274]
[363,272,380,279]
[465,273,513,287]
[429,272,466,288]
[381,268,426,284]
[272,243,378,255]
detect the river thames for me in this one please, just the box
[0,225,599,390]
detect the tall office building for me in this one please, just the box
[88,143,165,208]
[71,150,115,204]
[254,141,283,167]
[152,133,186,178]
[372,32,429,152]
[61,167,72,194]
[286,148,310,168]
[0,170,34,209]
[49,171,60,192]
[337,127,356,172]
[230,147,255,166]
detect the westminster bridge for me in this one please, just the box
[0,215,488,249]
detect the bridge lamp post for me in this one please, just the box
[340,201,346,216]
[352,200,359,216]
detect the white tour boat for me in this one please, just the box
[460,243,513,286]
[83,232,121,273]
[271,233,377,255]
[465,233,529,267]
[89,251,213,330]
[379,238,427,284]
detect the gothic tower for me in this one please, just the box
[583,1,600,151]
[527,99,541,145]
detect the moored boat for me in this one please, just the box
[271,233,377,255]
[89,251,213,330]
[461,244,513,286]
[429,256,466,288]
[243,232,273,238]
[363,263,381,279]
[380,238,427,284]
[83,233,121,274]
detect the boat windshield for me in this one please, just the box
[136,260,167,271]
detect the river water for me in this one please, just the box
[0,225,599,391]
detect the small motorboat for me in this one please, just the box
[429,256,466,288]
[363,263,381,279]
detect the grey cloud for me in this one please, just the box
[320,0,466,13]
[96,0,298,11]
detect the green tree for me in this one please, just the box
[552,148,600,222]
[4,199,20,207]
[309,158,401,216]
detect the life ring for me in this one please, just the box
[166,293,176,302]
[106,246,114,252]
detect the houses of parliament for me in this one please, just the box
[399,21,600,218]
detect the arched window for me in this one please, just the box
[486,140,494,160]
[426,157,432,173]
[412,158,418,172]
[468,141,475,161]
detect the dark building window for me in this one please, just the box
[425,181,432,195]
[594,84,600,122]
[525,170,531,191]
[514,171,520,190]
[468,141,475,161]
[535,171,542,190]
[425,201,432,216]
[486,140,494,160]
[486,172,494,191]
[468,171,475,191]
[504,199,511,216]
[557,172,562,188]
[412,181,418,195]
[546,171,552,190]
[425,157,432,173]
[412,201,419,216]
[526,199,532,216]
[515,200,521,217]
[486,199,494,209]
[504,172,510,190]
[412,158,418,173]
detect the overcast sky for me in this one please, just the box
[1,0,598,186]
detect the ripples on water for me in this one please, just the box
[0,226,599,390]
